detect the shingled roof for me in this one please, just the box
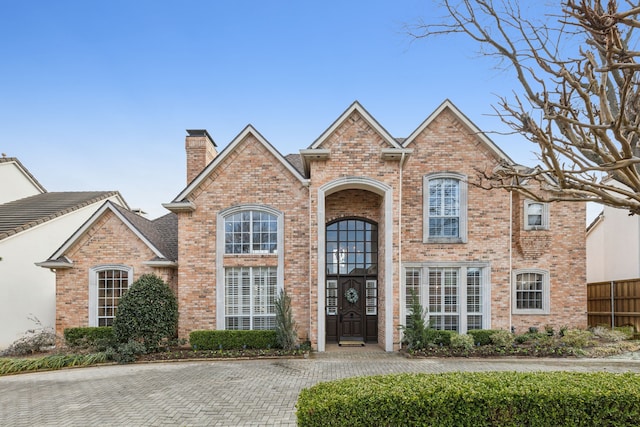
[111,203,178,262]
[39,200,178,267]
[0,191,122,241]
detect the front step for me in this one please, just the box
[339,338,365,347]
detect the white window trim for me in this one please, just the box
[216,205,284,329]
[423,172,468,243]
[512,268,550,315]
[401,262,491,334]
[88,265,133,327]
[523,200,550,231]
[223,266,279,330]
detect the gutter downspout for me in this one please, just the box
[397,152,407,349]
[509,190,513,332]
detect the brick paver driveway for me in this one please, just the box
[2,350,640,426]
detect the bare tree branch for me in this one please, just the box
[410,0,640,215]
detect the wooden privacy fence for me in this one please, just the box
[587,279,640,332]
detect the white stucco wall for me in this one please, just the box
[0,196,122,350]
[587,204,640,283]
[0,161,43,204]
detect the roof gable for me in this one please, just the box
[40,200,178,267]
[309,101,402,150]
[168,125,308,204]
[0,157,47,204]
[402,99,514,164]
[0,191,126,241]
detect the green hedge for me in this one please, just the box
[189,330,278,350]
[296,371,640,426]
[64,327,115,348]
[467,329,500,346]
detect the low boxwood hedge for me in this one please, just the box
[189,330,278,350]
[64,327,115,348]
[467,329,501,346]
[296,371,640,426]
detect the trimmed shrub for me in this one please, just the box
[64,327,115,349]
[450,333,474,350]
[424,329,455,347]
[467,329,500,346]
[189,330,278,350]
[490,329,514,347]
[296,372,640,426]
[112,274,178,352]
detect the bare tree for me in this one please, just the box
[411,0,640,214]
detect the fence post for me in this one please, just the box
[610,281,615,328]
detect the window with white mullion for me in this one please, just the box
[466,267,483,331]
[225,266,277,330]
[428,267,460,331]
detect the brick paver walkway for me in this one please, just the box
[2,349,640,426]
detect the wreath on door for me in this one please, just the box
[345,287,359,304]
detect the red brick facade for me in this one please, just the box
[50,101,586,351]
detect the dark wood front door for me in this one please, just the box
[339,277,364,339]
[325,218,378,344]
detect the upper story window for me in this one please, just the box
[524,200,549,230]
[423,173,467,243]
[225,210,278,254]
[512,269,550,315]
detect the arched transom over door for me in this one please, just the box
[325,218,378,344]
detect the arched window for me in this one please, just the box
[512,269,550,314]
[225,210,278,254]
[217,206,284,330]
[89,265,133,326]
[423,173,468,243]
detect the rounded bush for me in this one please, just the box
[450,333,474,350]
[112,274,178,352]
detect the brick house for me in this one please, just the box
[40,101,586,351]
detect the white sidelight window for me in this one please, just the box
[225,267,277,330]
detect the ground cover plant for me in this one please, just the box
[400,300,639,358]
[296,371,640,426]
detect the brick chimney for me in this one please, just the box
[185,129,217,184]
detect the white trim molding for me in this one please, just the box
[317,176,394,352]
[216,204,285,329]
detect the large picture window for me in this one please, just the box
[89,266,133,327]
[403,263,489,333]
[225,210,277,254]
[423,173,467,243]
[225,267,277,330]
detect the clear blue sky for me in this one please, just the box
[1,1,567,219]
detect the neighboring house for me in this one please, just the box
[40,101,586,352]
[0,157,124,348]
[0,156,126,349]
[587,194,640,282]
